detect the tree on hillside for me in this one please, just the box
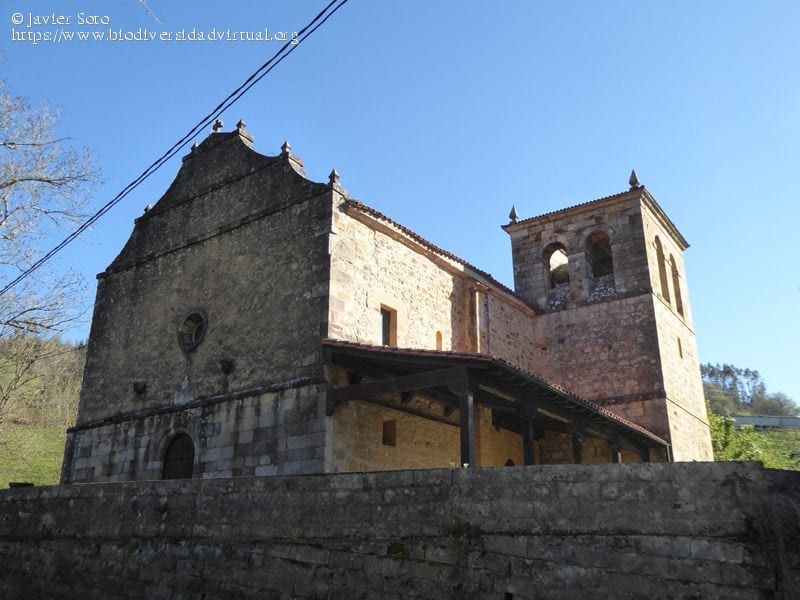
[0,80,97,424]
[701,362,799,417]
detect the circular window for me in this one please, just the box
[178,312,207,351]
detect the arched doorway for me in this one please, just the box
[162,433,195,479]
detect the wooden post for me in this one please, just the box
[571,425,584,465]
[610,438,622,464]
[522,413,537,466]
[459,389,476,468]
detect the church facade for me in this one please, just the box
[61,123,712,484]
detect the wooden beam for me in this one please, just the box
[459,389,476,468]
[571,424,584,465]
[522,415,537,466]
[328,366,469,407]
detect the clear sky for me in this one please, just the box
[3,1,799,402]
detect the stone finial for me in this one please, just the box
[234,118,254,144]
[212,119,224,133]
[143,204,153,213]
[328,168,348,196]
[281,140,292,156]
[191,142,198,151]
[508,205,520,224]
[629,169,641,190]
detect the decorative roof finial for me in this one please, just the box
[629,169,641,190]
[508,205,520,224]
[329,169,341,186]
[143,203,153,213]
[191,142,198,151]
[212,119,224,133]
[236,119,247,132]
[281,140,292,156]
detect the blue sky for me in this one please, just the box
[3,1,799,402]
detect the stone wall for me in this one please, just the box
[330,399,524,473]
[480,291,537,373]
[507,191,651,310]
[328,205,470,351]
[328,203,536,373]
[530,295,663,407]
[642,207,712,461]
[1,463,797,599]
[504,190,712,458]
[63,382,328,483]
[538,430,644,465]
[78,132,332,426]
[69,132,337,482]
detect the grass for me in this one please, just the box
[0,422,67,487]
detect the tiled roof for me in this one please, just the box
[505,188,640,228]
[345,200,538,313]
[321,338,668,446]
[504,186,689,249]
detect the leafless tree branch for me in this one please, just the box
[0,79,98,423]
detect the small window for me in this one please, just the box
[670,256,684,317]
[178,312,207,351]
[654,236,670,303]
[677,337,683,359]
[382,420,397,446]
[586,231,613,278]
[380,306,397,346]
[544,243,569,289]
[162,434,195,479]
[435,331,443,351]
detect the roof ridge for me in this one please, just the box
[505,188,640,228]
[345,200,537,313]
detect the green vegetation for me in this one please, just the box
[704,362,800,471]
[0,424,66,487]
[0,337,84,487]
[702,363,799,417]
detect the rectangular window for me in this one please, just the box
[382,419,397,446]
[380,306,396,346]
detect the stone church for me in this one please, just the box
[60,122,712,484]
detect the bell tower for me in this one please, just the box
[503,173,712,461]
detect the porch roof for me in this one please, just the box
[322,339,669,453]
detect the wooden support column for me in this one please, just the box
[459,388,476,468]
[610,438,622,464]
[571,425,584,465]
[522,416,537,466]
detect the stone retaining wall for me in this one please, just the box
[1,462,797,599]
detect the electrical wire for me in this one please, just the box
[0,0,349,298]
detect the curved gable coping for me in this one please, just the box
[103,134,328,275]
[101,187,332,278]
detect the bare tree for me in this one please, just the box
[0,80,97,424]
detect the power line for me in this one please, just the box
[0,0,349,298]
